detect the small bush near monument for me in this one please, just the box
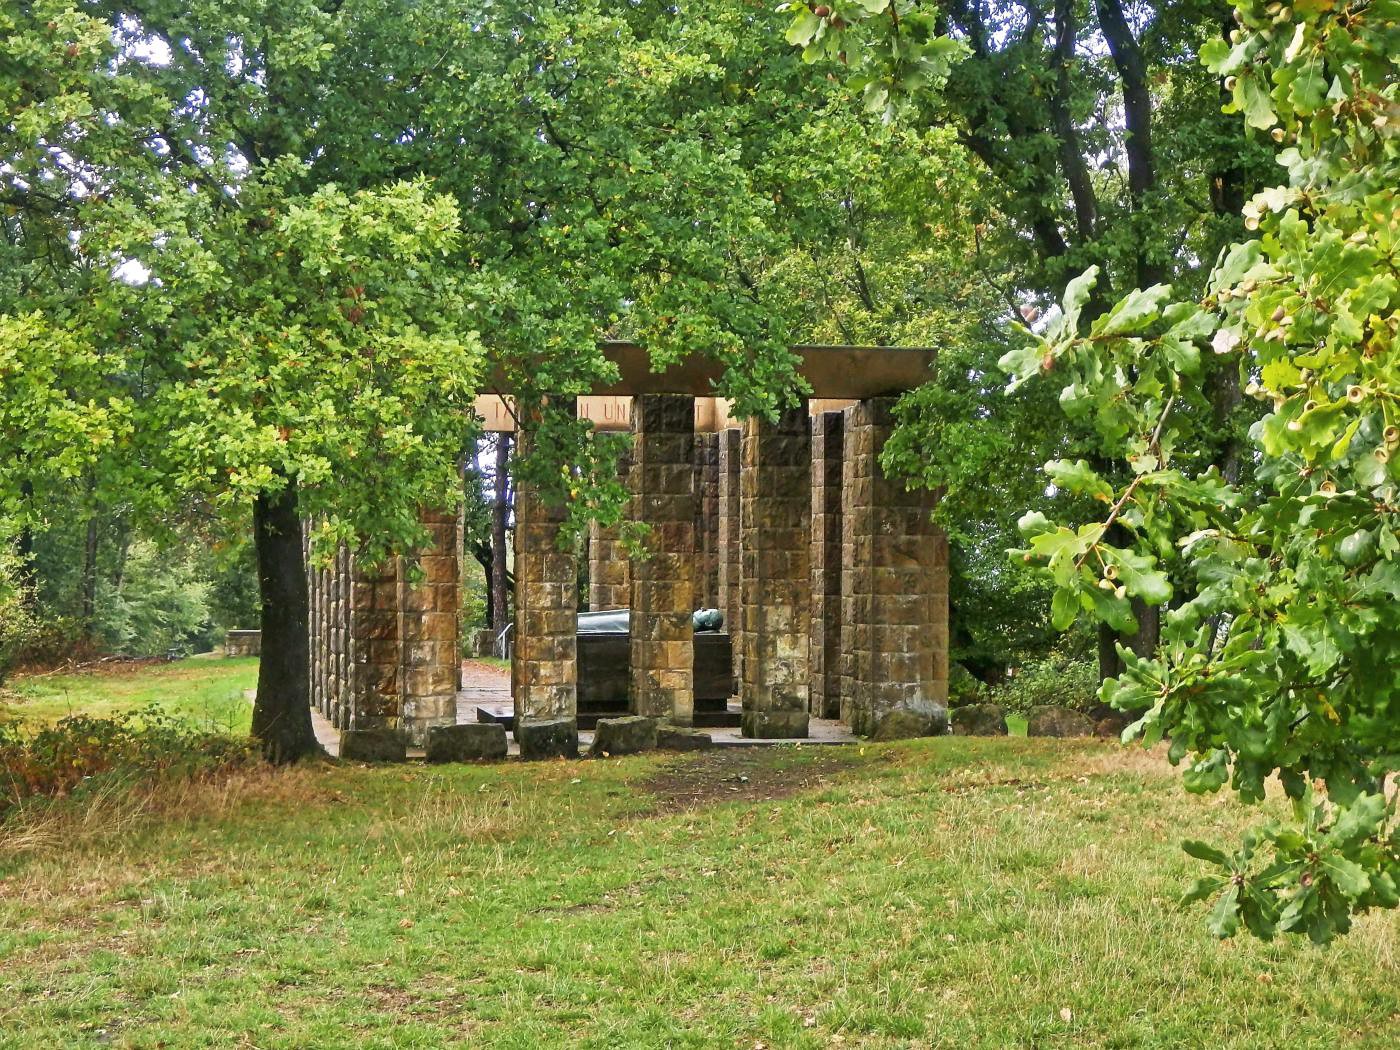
[0,706,253,819]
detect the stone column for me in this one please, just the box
[739,405,811,738]
[694,431,721,610]
[588,449,632,611]
[809,411,844,720]
[842,398,949,737]
[717,428,742,648]
[512,400,580,758]
[629,394,696,725]
[331,545,351,728]
[399,508,460,744]
[348,554,402,731]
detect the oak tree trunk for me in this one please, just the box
[251,477,321,763]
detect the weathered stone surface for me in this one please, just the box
[588,715,658,757]
[716,428,742,688]
[425,723,508,763]
[694,431,721,610]
[588,449,633,612]
[871,706,948,741]
[1027,706,1095,738]
[951,703,1009,736]
[513,400,579,730]
[739,407,811,739]
[1094,714,1132,740]
[340,729,408,762]
[656,726,714,751]
[224,630,261,657]
[306,507,461,743]
[809,411,844,720]
[517,717,579,760]
[629,395,696,725]
[841,399,949,738]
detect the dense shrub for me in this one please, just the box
[0,705,255,818]
[993,652,1100,715]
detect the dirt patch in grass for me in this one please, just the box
[640,747,864,813]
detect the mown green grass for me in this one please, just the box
[0,727,1395,1048]
[3,656,259,734]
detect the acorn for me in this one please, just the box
[1287,419,1304,432]
[1097,578,1115,591]
[1225,75,1239,91]
[1303,400,1318,413]
[1271,128,1285,143]
[1271,305,1286,322]
[1319,480,1338,496]
[1104,565,1120,581]
[1385,426,1400,446]
[1346,385,1364,403]
[812,4,831,16]
[1375,447,1391,464]
[1114,585,1127,600]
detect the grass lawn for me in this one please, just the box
[3,655,259,734]
[0,662,1395,1047]
[0,669,1394,1047]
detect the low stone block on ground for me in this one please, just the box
[1026,705,1095,738]
[870,706,948,741]
[589,715,658,757]
[340,728,408,762]
[425,723,508,763]
[951,703,1008,736]
[516,717,579,760]
[657,726,713,751]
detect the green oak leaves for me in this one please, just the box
[1004,0,1400,941]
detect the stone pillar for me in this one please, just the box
[717,428,742,648]
[629,394,696,725]
[348,554,402,731]
[739,405,811,738]
[694,431,721,610]
[842,398,949,737]
[512,401,579,757]
[399,508,460,743]
[331,545,351,728]
[588,449,632,611]
[809,411,844,720]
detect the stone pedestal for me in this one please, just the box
[716,428,742,668]
[739,406,811,738]
[841,398,948,737]
[629,394,696,725]
[513,403,579,742]
[809,411,844,720]
[588,449,632,611]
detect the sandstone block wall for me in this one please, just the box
[717,428,742,669]
[694,431,721,611]
[840,398,949,736]
[739,406,811,738]
[629,394,695,725]
[305,508,461,744]
[588,449,632,611]
[809,410,844,720]
[513,406,579,729]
